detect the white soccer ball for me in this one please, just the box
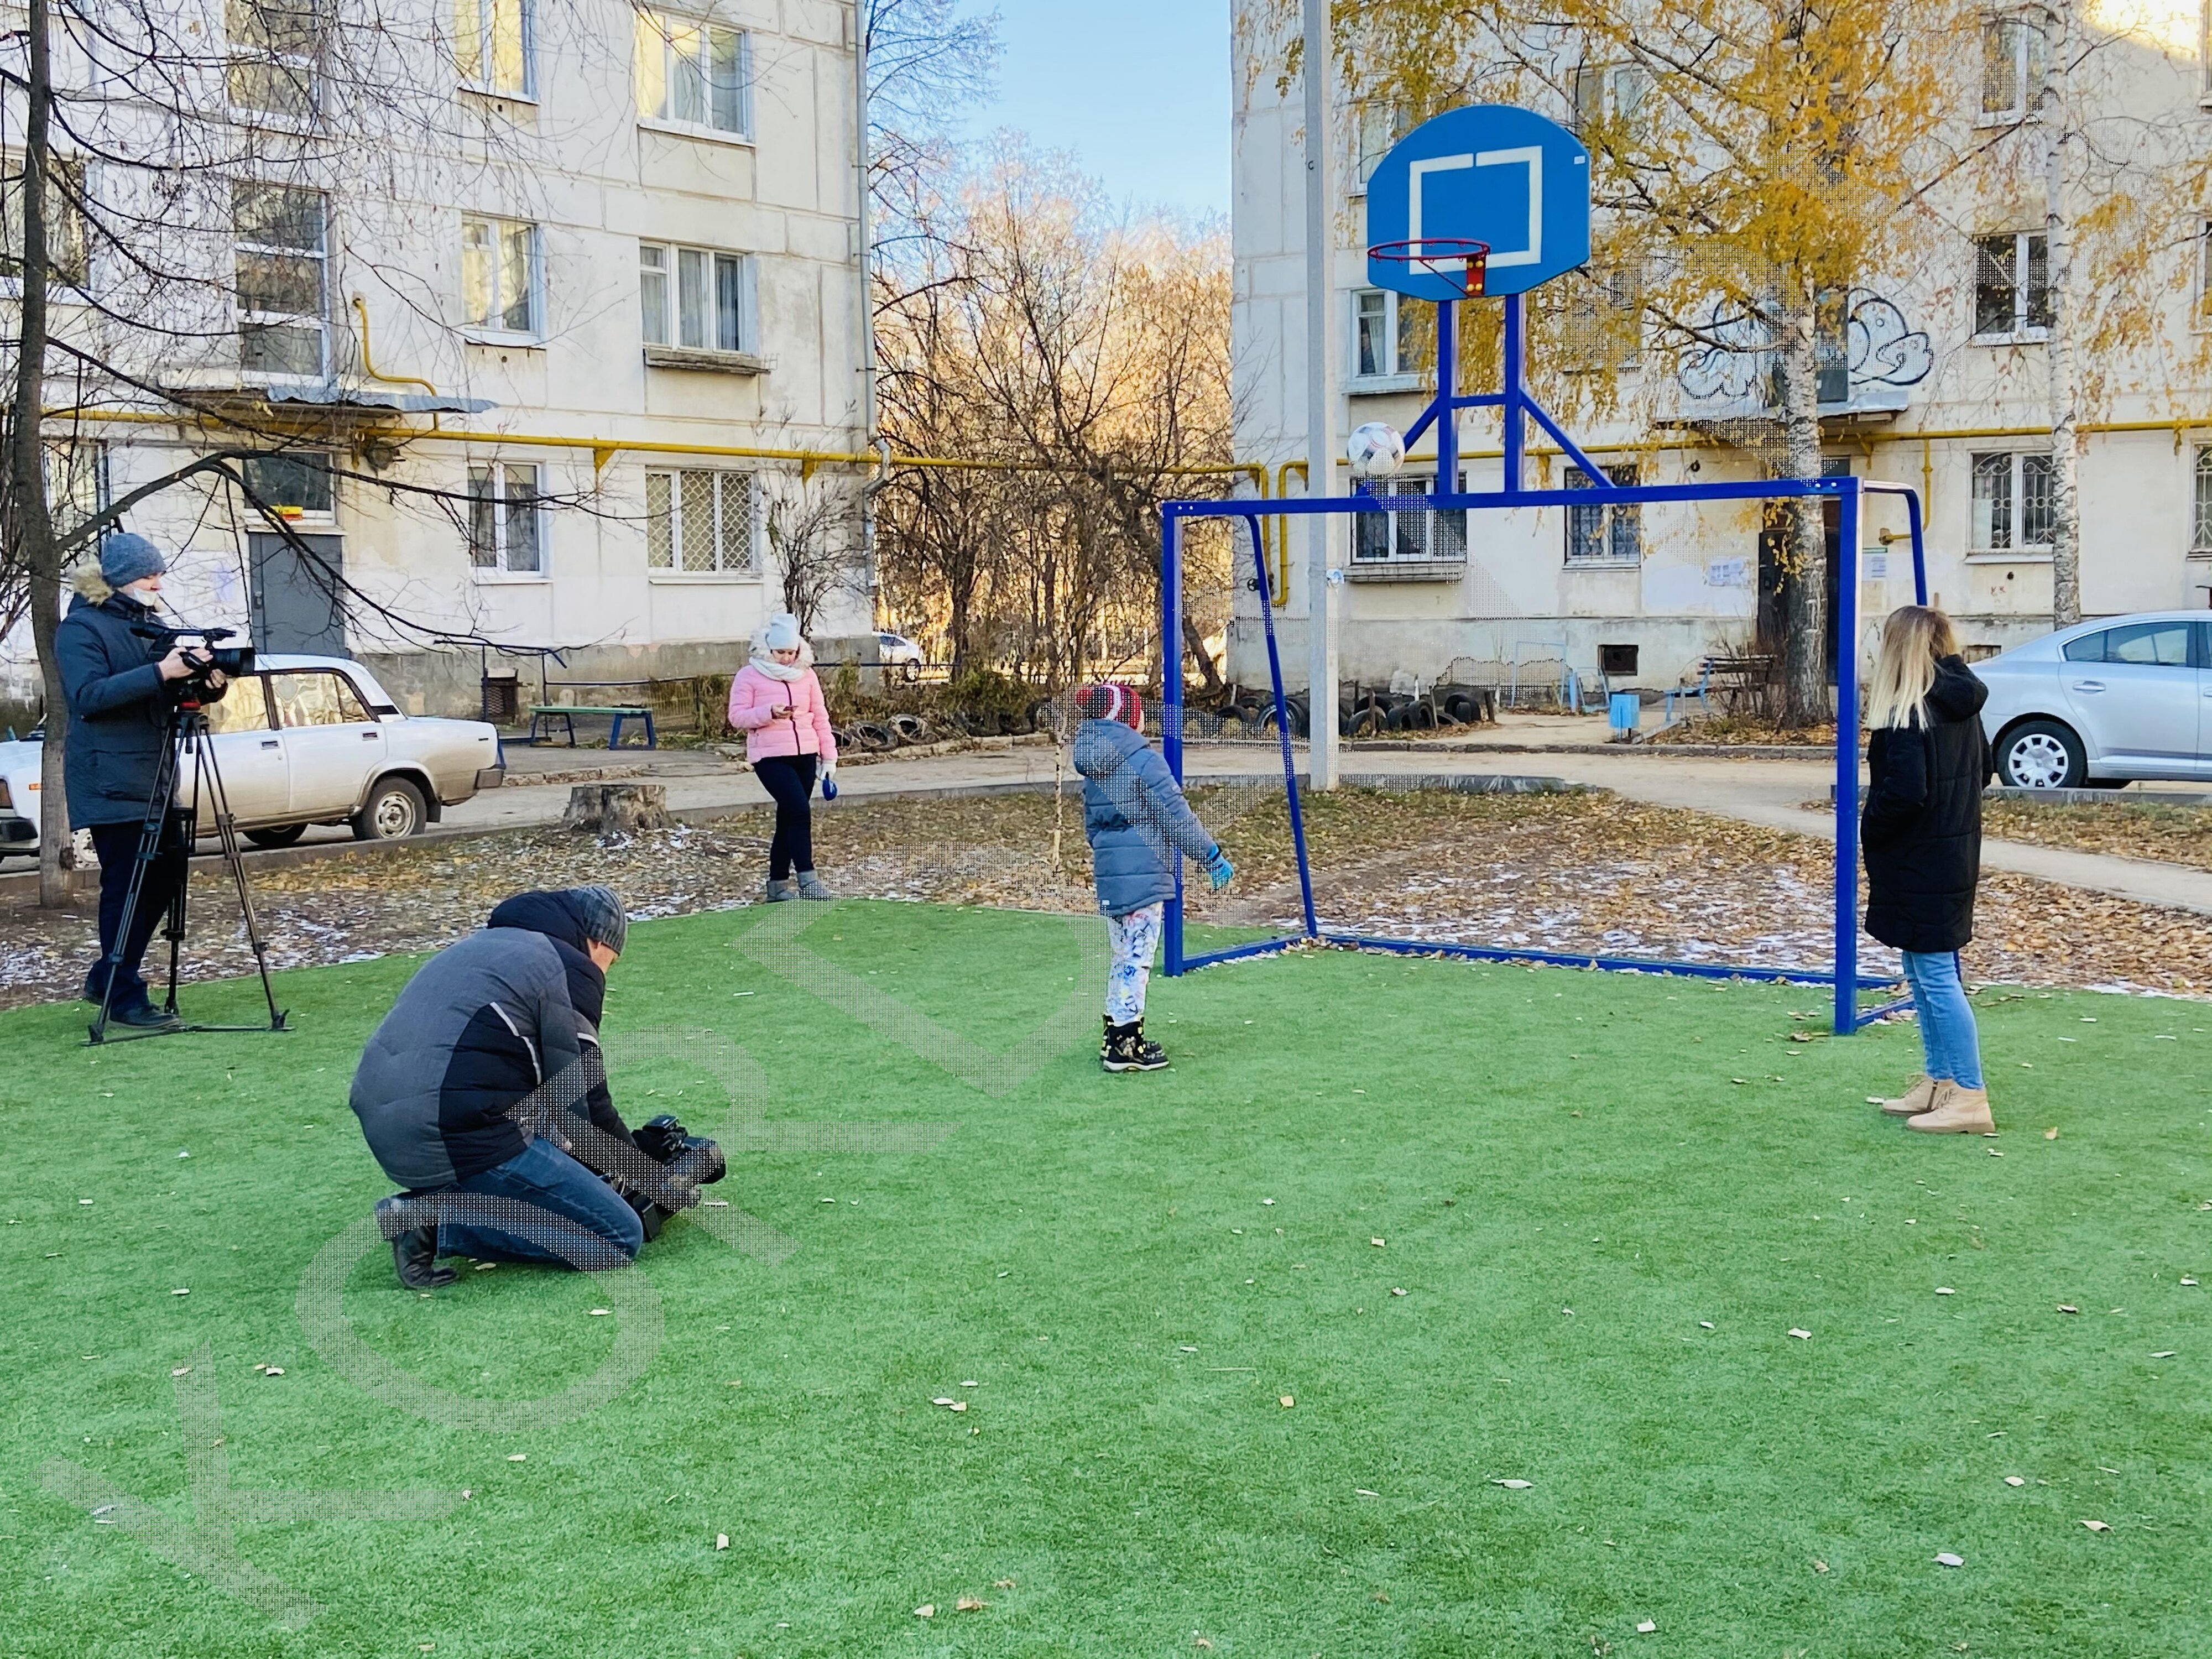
[1347,421,1406,480]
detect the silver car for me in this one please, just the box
[0,655,503,857]
[1976,612,2212,789]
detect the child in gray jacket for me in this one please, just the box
[1071,684,1232,1071]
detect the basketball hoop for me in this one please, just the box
[1367,237,1490,298]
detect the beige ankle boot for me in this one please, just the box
[1908,1081,1995,1135]
[1879,1076,1939,1117]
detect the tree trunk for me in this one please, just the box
[6,0,66,906]
[2042,0,2084,627]
[1773,296,1829,728]
[561,784,674,834]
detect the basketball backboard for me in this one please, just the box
[1364,105,1592,300]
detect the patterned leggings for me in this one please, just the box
[1104,902,1165,1025]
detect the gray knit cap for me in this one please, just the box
[567,884,627,956]
[99,531,166,590]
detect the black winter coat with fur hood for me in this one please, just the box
[1861,655,1993,954]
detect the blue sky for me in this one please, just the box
[956,0,1231,220]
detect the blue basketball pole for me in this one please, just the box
[1161,510,1186,978]
[1434,299,1458,493]
[1833,484,1862,1037]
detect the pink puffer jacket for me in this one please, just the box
[728,662,839,767]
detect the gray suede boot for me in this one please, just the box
[797,870,833,900]
[764,877,797,902]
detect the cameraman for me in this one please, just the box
[55,533,226,1028]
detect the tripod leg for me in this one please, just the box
[200,732,287,1031]
[90,729,183,1044]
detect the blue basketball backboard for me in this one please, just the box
[1364,105,1591,300]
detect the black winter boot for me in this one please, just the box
[377,1196,456,1290]
[1102,1018,1168,1072]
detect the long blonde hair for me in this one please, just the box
[1865,605,1960,730]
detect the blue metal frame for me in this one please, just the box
[1160,293,1933,1034]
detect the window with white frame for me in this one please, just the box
[2193,446,2212,552]
[242,451,335,520]
[46,441,107,536]
[1980,15,2048,121]
[468,462,542,572]
[1970,451,2055,551]
[234,182,327,377]
[461,215,539,336]
[227,0,325,119]
[639,242,753,353]
[1352,288,1422,380]
[0,152,88,287]
[1350,100,1408,192]
[1571,61,1651,140]
[1565,463,1642,564]
[634,11,750,138]
[645,468,755,574]
[1973,231,2049,338]
[456,0,534,96]
[1353,473,1466,565]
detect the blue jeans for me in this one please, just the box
[425,1137,644,1270]
[1901,951,1984,1090]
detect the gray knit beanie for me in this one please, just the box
[567,884,628,957]
[100,531,166,590]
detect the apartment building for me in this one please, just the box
[1228,3,2212,694]
[14,0,869,716]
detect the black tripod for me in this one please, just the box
[87,688,288,1045]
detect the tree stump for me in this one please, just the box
[561,783,674,834]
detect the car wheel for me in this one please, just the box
[1997,719,2086,790]
[244,824,307,849]
[899,659,922,684]
[351,775,427,841]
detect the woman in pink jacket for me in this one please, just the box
[727,613,839,900]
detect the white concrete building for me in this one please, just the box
[1227,3,2212,700]
[13,0,870,720]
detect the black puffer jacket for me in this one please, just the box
[54,567,179,827]
[1862,656,1993,954]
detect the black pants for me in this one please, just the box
[754,754,817,880]
[87,815,190,1004]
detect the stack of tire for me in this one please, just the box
[1342,685,1496,738]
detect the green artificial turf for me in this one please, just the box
[3,900,2210,1657]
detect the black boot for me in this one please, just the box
[1102,1018,1168,1072]
[377,1196,456,1289]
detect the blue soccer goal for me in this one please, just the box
[1157,103,1930,1038]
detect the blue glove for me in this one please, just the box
[1204,846,1233,891]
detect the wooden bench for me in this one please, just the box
[526,704,657,749]
[1665,654,1778,724]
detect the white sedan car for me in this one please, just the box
[1976,612,2212,789]
[0,655,503,857]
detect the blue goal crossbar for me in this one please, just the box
[1157,295,1931,1036]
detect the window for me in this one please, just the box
[1351,100,1408,191]
[645,468,755,573]
[1973,232,2050,338]
[1352,288,1421,380]
[0,153,88,287]
[227,0,325,119]
[2195,445,2212,551]
[456,0,534,96]
[2065,620,2192,666]
[1970,451,2056,550]
[468,463,542,573]
[1571,61,1651,140]
[634,11,750,138]
[1353,473,1466,565]
[45,441,106,535]
[268,669,369,727]
[461,215,539,336]
[233,182,327,377]
[204,675,274,735]
[639,242,752,353]
[241,452,334,520]
[1980,16,2047,121]
[1565,463,1642,565]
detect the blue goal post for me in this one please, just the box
[1157,470,1931,1038]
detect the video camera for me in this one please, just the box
[132,624,255,702]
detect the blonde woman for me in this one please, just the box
[1862,606,1996,1134]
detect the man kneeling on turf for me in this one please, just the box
[349,885,723,1288]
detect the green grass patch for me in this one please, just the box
[3,901,2209,1656]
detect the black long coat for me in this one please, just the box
[1861,655,1994,954]
[54,570,173,828]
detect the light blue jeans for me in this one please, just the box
[1901,951,1984,1090]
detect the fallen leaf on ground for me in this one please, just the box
[1279,1395,1295,1408]
[1354,1488,1379,1497]
[1636,1620,1657,1634]
[1788,1328,1812,1339]
[715,1534,728,1550]
[1391,1287,1407,1296]
[1812,1559,1829,1573]
[2058,1304,2079,1314]
[956,1597,987,1611]
[993,1578,1016,1588]
[914,1604,934,1618]
[1936,1287,1955,1296]
[1371,1238,1386,1248]
[2005,1476,2026,1487]
[2151,1350,2178,1359]
[2081,1520,2110,1532]
[170,1366,190,1378]
[507,1454,526,1462]
[2046,1128,2059,1139]
[1495,1479,1532,1489]
[1934,1552,1965,1567]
